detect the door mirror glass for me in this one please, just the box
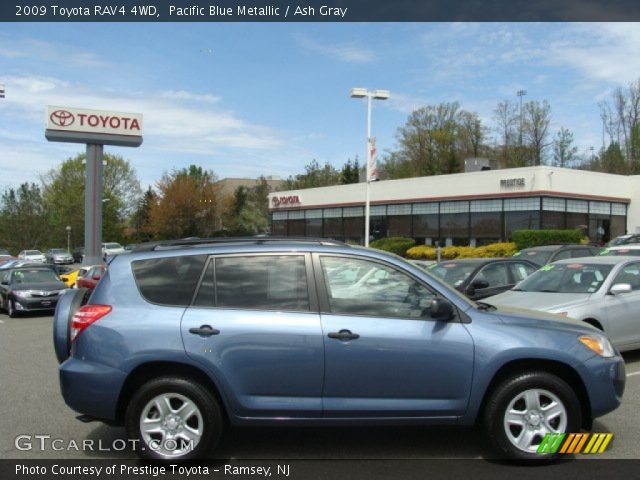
[429,297,455,321]
[610,283,632,295]
[470,279,490,290]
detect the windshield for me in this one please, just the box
[11,269,59,284]
[105,243,122,249]
[515,263,613,294]
[50,249,66,253]
[25,250,42,255]
[600,248,640,257]
[426,262,477,288]
[517,249,552,265]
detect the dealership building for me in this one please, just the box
[268,166,636,246]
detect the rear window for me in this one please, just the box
[132,255,207,306]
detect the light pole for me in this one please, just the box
[517,89,527,147]
[350,87,390,247]
[66,225,71,253]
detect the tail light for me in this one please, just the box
[71,305,112,342]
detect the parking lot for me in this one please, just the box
[1,311,639,460]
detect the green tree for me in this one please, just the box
[41,153,142,247]
[553,127,578,167]
[129,187,158,242]
[282,160,341,190]
[340,157,360,184]
[223,177,272,235]
[522,100,552,166]
[0,183,51,253]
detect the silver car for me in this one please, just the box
[485,256,640,352]
[45,248,74,265]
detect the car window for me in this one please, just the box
[426,262,477,288]
[208,255,309,312]
[570,248,593,258]
[521,250,552,265]
[516,263,613,294]
[132,255,207,306]
[320,256,436,319]
[552,250,572,261]
[509,262,536,282]
[11,269,59,284]
[473,263,509,288]
[612,263,640,291]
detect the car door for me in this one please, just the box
[181,253,325,418]
[601,261,640,348]
[0,270,9,308]
[316,254,474,418]
[466,262,511,300]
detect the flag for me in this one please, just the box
[0,84,4,98]
[368,137,378,182]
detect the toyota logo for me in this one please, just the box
[50,110,75,127]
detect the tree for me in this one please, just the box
[600,79,640,171]
[282,160,341,190]
[222,177,272,235]
[128,187,158,242]
[339,157,360,184]
[493,100,520,166]
[458,111,487,158]
[148,165,220,239]
[0,183,51,253]
[552,127,578,168]
[41,153,142,247]
[522,100,552,166]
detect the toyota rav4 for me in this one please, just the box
[53,238,625,460]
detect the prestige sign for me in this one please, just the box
[500,177,525,188]
[47,106,143,137]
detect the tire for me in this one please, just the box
[7,298,18,318]
[125,377,222,460]
[483,371,581,461]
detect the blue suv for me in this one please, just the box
[53,238,625,460]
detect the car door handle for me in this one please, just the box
[188,325,220,337]
[328,329,360,341]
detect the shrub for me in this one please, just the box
[369,237,416,256]
[511,229,582,250]
[405,242,517,260]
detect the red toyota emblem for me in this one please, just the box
[50,110,75,127]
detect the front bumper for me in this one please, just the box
[581,353,626,419]
[13,296,60,311]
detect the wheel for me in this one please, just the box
[483,371,581,460]
[125,377,222,460]
[7,298,18,318]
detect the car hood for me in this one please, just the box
[484,290,592,312]
[12,281,66,291]
[488,304,600,335]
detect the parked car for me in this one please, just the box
[46,248,74,265]
[75,265,105,290]
[416,258,538,300]
[17,250,46,263]
[486,256,640,351]
[72,247,84,264]
[607,234,640,247]
[59,266,90,288]
[0,265,67,317]
[53,238,624,461]
[0,248,12,259]
[599,245,640,257]
[102,242,125,260]
[513,244,601,266]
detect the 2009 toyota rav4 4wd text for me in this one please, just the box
[53,238,625,461]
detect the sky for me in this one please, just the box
[1,22,640,192]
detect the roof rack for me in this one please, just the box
[131,236,348,252]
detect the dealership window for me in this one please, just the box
[470,200,502,245]
[612,203,627,216]
[440,201,469,246]
[504,197,540,240]
[323,208,343,239]
[305,209,323,237]
[387,204,412,237]
[412,203,438,245]
[542,198,566,229]
[288,210,305,236]
[369,205,387,241]
[343,207,364,243]
[589,201,611,215]
[271,211,288,236]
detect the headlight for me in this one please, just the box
[13,290,32,298]
[579,335,616,358]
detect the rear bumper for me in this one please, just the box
[59,358,127,421]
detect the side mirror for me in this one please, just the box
[1,280,7,286]
[470,279,490,290]
[92,275,101,281]
[610,283,632,295]
[429,297,455,321]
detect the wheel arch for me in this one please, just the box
[115,361,229,424]
[477,358,592,430]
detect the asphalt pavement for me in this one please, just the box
[0,312,638,460]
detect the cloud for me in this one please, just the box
[0,36,108,68]
[296,34,375,63]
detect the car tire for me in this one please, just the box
[125,377,222,460]
[483,371,581,461]
[7,298,18,318]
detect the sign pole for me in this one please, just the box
[84,144,104,265]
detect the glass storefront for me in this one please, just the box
[272,196,628,245]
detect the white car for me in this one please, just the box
[599,245,640,257]
[17,250,46,263]
[101,242,125,260]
